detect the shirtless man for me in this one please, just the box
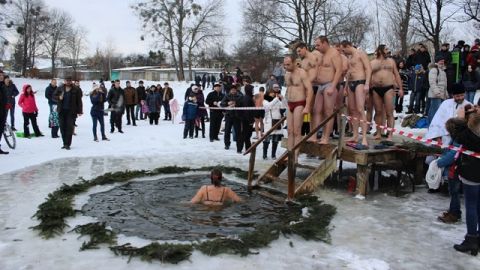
[334,43,349,136]
[284,55,313,161]
[341,40,372,146]
[312,36,343,144]
[296,42,320,134]
[370,44,403,141]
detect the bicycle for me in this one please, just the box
[3,123,16,149]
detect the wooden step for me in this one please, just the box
[295,163,320,171]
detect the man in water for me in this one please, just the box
[341,40,372,147]
[191,169,242,206]
[370,44,403,141]
[284,55,313,161]
[312,36,343,144]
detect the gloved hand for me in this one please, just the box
[5,103,12,110]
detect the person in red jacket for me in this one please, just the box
[18,84,43,138]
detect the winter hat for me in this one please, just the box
[451,83,465,95]
[435,55,446,63]
[214,83,221,87]
[414,64,422,71]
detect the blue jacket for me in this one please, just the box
[146,91,161,113]
[90,91,107,117]
[183,100,198,120]
[408,70,427,93]
[437,141,460,179]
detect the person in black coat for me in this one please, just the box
[45,79,58,113]
[220,85,243,152]
[415,44,432,71]
[53,77,83,150]
[206,83,225,142]
[135,80,146,120]
[90,85,109,142]
[3,76,19,130]
[0,70,8,154]
[239,84,255,152]
[184,83,195,101]
[453,108,480,255]
[107,80,125,133]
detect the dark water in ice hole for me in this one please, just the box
[82,174,293,241]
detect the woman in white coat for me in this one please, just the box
[262,87,286,159]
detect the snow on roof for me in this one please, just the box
[113,66,161,71]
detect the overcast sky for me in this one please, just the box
[27,0,479,57]
[43,0,242,56]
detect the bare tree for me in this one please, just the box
[458,0,480,23]
[133,0,208,81]
[380,0,413,57]
[243,0,371,48]
[411,0,458,52]
[42,8,73,77]
[185,0,224,80]
[244,0,328,47]
[334,13,372,47]
[65,26,87,79]
[12,0,49,75]
[0,0,15,47]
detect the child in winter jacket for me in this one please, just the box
[18,84,43,137]
[183,94,198,139]
[436,117,465,223]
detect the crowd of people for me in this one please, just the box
[2,36,480,255]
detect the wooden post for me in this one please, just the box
[338,106,347,157]
[356,164,370,196]
[287,150,295,200]
[247,148,256,192]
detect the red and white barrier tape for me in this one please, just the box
[342,114,480,159]
[199,106,275,110]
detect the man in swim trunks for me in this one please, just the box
[296,42,321,134]
[334,43,350,137]
[341,40,372,146]
[191,169,242,206]
[284,55,313,161]
[370,44,404,141]
[311,36,343,144]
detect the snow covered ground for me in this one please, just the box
[0,78,479,270]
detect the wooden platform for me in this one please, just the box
[280,135,428,196]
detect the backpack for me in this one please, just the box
[414,117,429,128]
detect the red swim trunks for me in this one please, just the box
[287,100,306,113]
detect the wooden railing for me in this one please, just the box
[243,116,287,191]
[284,106,345,199]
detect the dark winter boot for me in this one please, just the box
[271,141,278,159]
[454,235,479,256]
[51,126,59,138]
[263,142,269,159]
